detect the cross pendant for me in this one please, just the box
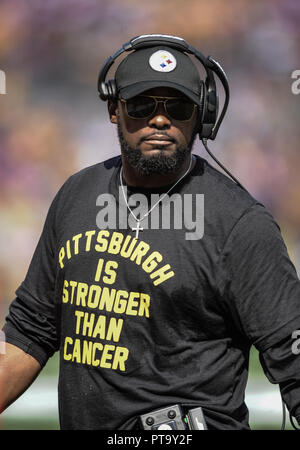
[132,221,143,239]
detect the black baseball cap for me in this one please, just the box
[115,46,202,106]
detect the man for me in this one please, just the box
[1,37,300,430]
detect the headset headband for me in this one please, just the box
[98,34,229,140]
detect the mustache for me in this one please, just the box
[138,132,176,145]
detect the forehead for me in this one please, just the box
[138,87,188,98]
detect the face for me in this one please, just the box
[109,87,198,175]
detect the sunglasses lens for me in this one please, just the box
[124,96,196,121]
[166,98,195,121]
[126,96,156,118]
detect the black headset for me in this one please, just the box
[97,34,230,141]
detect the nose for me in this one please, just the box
[147,102,171,129]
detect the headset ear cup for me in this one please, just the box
[200,76,218,139]
[107,79,117,101]
[99,81,108,100]
[197,81,206,135]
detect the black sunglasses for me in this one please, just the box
[120,95,197,122]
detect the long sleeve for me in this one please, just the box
[2,186,64,367]
[217,203,300,420]
[259,334,300,424]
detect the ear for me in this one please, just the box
[108,99,118,124]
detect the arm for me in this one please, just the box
[0,179,72,413]
[0,342,41,413]
[259,335,300,426]
[0,184,66,412]
[218,203,300,420]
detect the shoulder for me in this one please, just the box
[194,154,261,209]
[65,156,121,185]
[193,154,256,208]
[192,155,275,245]
[54,155,121,198]
[47,155,121,219]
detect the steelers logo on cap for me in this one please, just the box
[149,50,177,72]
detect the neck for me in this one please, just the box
[121,153,195,188]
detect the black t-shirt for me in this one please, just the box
[3,154,300,429]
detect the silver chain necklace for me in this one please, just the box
[119,155,194,239]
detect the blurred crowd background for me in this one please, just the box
[0,0,299,429]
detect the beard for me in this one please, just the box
[117,115,198,176]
